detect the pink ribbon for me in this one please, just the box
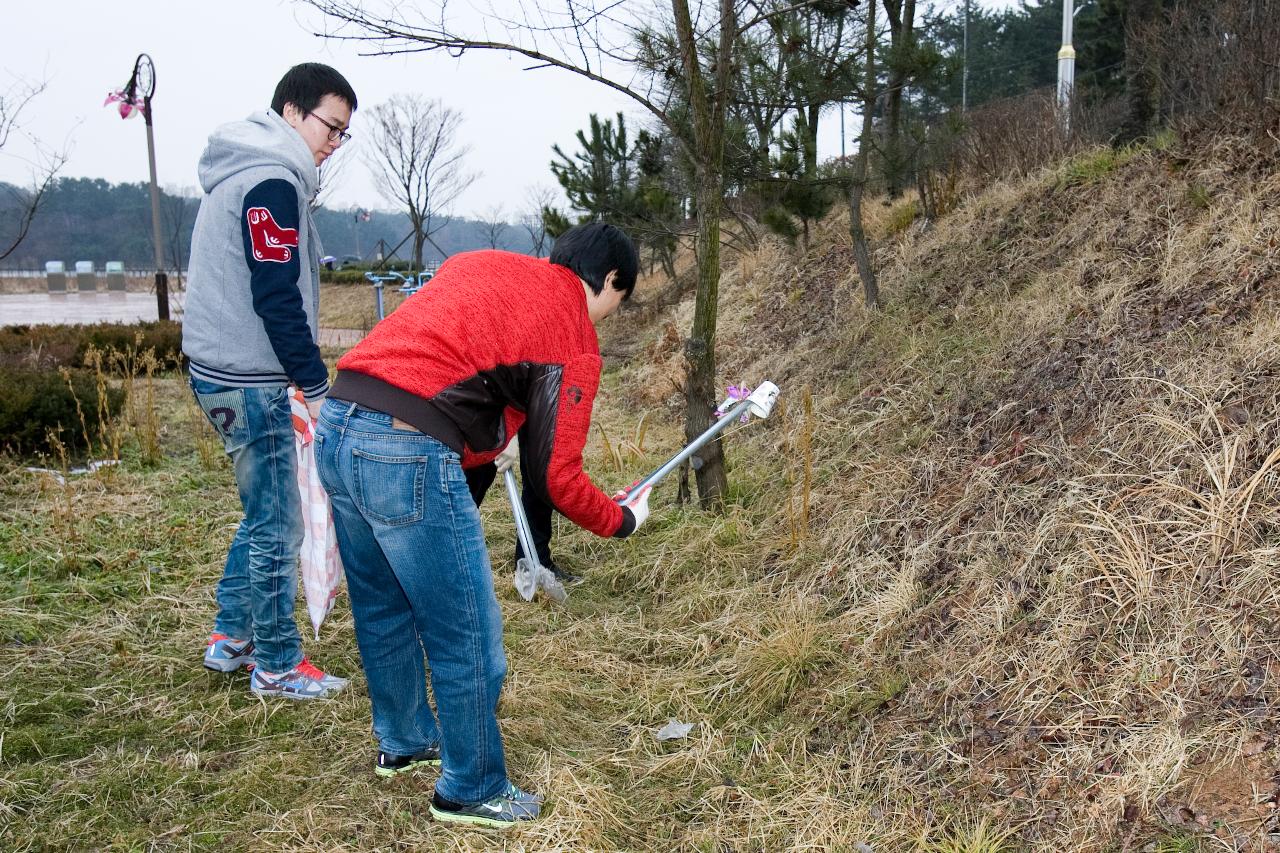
[716,385,753,423]
[103,90,144,120]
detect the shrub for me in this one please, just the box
[885,199,920,236]
[0,365,126,456]
[319,269,372,285]
[0,322,183,373]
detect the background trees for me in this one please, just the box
[363,94,476,270]
[304,0,821,507]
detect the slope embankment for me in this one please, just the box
[603,131,1280,850]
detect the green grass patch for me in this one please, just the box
[1055,145,1140,189]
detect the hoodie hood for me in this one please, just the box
[198,109,318,200]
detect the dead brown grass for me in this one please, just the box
[5,133,1280,852]
[677,133,1280,850]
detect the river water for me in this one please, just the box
[0,292,181,326]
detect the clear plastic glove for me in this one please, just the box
[495,436,520,473]
[612,479,642,502]
[306,396,324,422]
[621,484,651,531]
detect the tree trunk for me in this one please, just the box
[1115,0,1160,146]
[412,219,426,270]
[849,0,880,309]
[882,0,915,198]
[684,164,727,506]
[672,0,734,508]
[804,102,821,178]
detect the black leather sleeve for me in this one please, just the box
[612,507,636,538]
[520,363,564,508]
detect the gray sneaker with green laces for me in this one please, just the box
[429,782,542,828]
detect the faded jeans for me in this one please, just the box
[189,376,304,674]
[314,400,510,805]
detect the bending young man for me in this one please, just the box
[184,63,355,699]
[314,223,652,828]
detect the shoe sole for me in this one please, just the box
[249,685,345,701]
[203,657,254,673]
[428,805,527,829]
[375,757,442,778]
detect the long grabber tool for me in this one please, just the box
[504,469,568,604]
[616,381,780,504]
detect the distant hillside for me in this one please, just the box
[0,177,534,270]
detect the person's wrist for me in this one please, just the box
[612,506,637,539]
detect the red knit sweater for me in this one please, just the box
[331,250,626,538]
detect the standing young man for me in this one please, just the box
[184,63,355,699]
[314,223,652,827]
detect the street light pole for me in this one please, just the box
[1057,0,1076,136]
[962,0,970,112]
[142,85,168,321]
[111,54,169,321]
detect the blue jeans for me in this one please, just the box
[314,400,510,805]
[189,377,304,674]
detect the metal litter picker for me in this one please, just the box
[615,381,780,504]
[506,380,780,604]
[504,469,568,603]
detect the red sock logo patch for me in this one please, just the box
[247,207,298,263]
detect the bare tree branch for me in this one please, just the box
[302,1,674,141]
[0,75,68,262]
[521,184,556,256]
[316,143,353,208]
[480,204,509,249]
[363,93,477,268]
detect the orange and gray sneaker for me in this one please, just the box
[250,657,348,700]
[203,633,256,673]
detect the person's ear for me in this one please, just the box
[604,270,618,291]
[282,102,304,127]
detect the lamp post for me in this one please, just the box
[1057,0,1077,137]
[108,54,169,321]
[962,0,970,112]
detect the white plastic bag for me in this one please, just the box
[290,389,343,638]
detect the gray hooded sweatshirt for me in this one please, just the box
[182,109,328,401]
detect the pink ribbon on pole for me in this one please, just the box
[715,384,753,423]
[103,90,144,120]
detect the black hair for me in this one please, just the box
[270,63,357,116]
[548,222,639,300]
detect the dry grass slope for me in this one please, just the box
[2,133,1277,851]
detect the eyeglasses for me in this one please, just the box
[306,111,352,145]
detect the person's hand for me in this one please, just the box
[620,484,651,532]
[612,479,642,502]
[306,396,324,422]
[495,436,519,473]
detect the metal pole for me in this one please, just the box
[617,397,754,503]
[1057,0,1076,137]
[143,103,169,321]
[503,470,540,569]
[840,102,846,160]
[962,0,970,112]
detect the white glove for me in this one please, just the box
[495,436,519,473]
[621,485,651,532]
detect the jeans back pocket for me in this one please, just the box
[193,388,250,453]
[352,447,429,526]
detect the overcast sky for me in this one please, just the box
[1,0,1023,220]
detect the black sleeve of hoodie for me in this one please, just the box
[240,178,328,401]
